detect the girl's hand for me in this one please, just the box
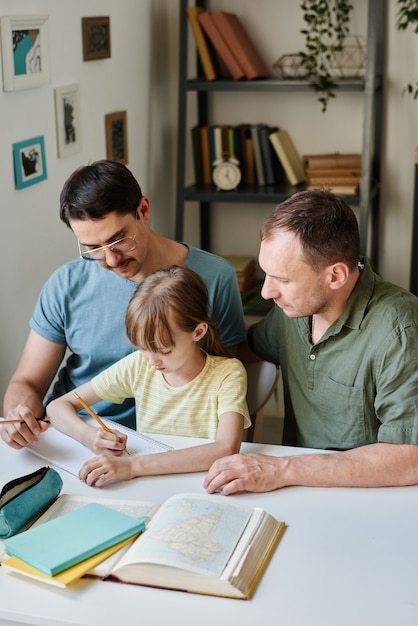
[86,427,128,456]
[79,454,135,487]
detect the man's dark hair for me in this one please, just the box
[260,189,360,271]
[60,160,143,227]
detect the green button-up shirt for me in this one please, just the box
[248,258,418,450]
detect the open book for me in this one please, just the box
[23,417,172,477]
[3,493,285,599]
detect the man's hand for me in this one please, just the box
[203,453,284,495]
[0,404,49,449]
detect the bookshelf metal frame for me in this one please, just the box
[175,0,386,265]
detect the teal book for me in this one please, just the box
[4,503,146,576]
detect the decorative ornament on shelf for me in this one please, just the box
[272,54,308,79]
[328,34,365,79]
[299,0,354,112]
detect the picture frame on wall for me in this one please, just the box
[105,111,128,164]
[13,136,48,189]
[82,16,111,61]
[54,84,82,158]
[0,15,50,91]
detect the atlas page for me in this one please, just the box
[22,416,172,477]
[102,492,285,599]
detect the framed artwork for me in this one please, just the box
[0,15,50,91]
[54,84,82,157]
[13,136,47,189]
[82,16,111,61]
[105,111,128,164]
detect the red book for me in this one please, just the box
[198,11,245,80]
[211,11,270,80]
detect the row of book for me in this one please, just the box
[304,152,362,195]
[191,123,306,188]
[186,6,270,81]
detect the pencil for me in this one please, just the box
[72,391,131,455]
[0,417,50,424]
[72,391,113,432]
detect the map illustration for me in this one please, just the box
[136,496,252,576]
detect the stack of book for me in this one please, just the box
[223,255,256,294]
[303,153,362,195]
[186,7,270,81]
[191,123,305,188]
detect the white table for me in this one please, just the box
[1,435,418,626]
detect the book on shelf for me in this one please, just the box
[302,152,362,170]
[191,125,203,185]
[24,415,172,478]
[307,175,360,187]
[198,11,246,80]
[3,502,146,577]
[304,167,361,179]
[241,125,256,185]
[258,125,287,186]
[200,125,212,185]
[251,124,266,186]
[211,10,270,80]
[186,6,218,81]
[268,128,306,186]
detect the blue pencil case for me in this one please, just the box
[0,466,62,538]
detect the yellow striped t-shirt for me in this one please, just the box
[91,352,250,439]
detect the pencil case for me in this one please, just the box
[0,466,63,538]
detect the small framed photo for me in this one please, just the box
[54,84,82,158]
[13,136,48,189]
[105,111,128,164]
[82,16,111,61]
[0,15,50,91]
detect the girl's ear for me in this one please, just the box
[192,322,208,342]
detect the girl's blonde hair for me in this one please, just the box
[125,265,229,356]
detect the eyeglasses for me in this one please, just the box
[78,235,137,261]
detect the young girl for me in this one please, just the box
[47,266,250,487]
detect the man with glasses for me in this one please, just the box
[2,160,246,449]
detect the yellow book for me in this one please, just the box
[2,536,138,588]
[186,6,218,81]
[268,129,306,186]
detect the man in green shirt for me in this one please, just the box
[204,189,418,494]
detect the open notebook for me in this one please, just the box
[23,417,172,477]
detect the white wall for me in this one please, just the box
[1,0,417,405]
[0,0,178,400]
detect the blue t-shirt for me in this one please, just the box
[30,244,246,428]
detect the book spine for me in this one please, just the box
[308,175,361,186]
[186,6,217,81]
[242,126,255,185]
[191,125,203,185]
[258,125,276,186]
[251,125,265,186]
[303,153,362,169]
[269,129,305,186]
[199,126,212,185]
[198,12,245,80]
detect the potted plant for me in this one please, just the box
[299,0,354,112]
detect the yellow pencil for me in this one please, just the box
[72,391,131,455]
[72,391,113,432]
